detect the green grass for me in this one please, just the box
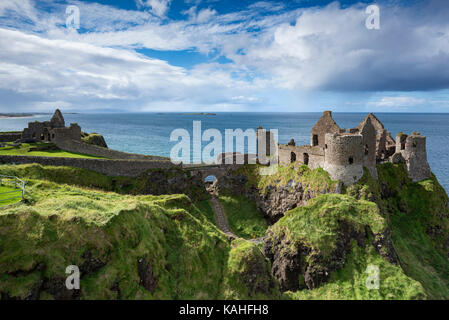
[275,193,386,259]
[1,160,448,300]
[285,242,425,300]
[0,177,275,300]
[234,163,338,195]
[222,239,279,299]
[375,163,449,299]
[194,199,215,225]
[219,195,268,239]
[0,142,104,159]
[0,185,22,206]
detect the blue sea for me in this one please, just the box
[1,112,449,193]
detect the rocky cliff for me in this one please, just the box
[213,164,340,223]
[0,162,448,300]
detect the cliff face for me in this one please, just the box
[1,162,448,300]
[210,162,449,299]
[260,163,449,299]
[213,164,340,223]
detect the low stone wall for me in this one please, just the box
[279,144,324,169]
[0,132,22,142]
[56,140,168,161]
[0,155,178,177]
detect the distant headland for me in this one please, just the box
[0,113,36,118]
[183,112,216,116]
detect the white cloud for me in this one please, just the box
[0,28,263,112]
[369,96,426,107]
[1,0,449,112]
[137,0,171,17]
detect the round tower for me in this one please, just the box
[324,133,364,185]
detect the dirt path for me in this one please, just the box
[209,195,264,244]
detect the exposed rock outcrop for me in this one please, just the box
[82,132,108,148]
[212,169,339,223]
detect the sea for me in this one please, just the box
[1,112,449,193]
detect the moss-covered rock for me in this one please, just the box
[221,239,279,299]
[263,194,397,292]
[82,133,108,148]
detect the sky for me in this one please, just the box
[0,0,448,113]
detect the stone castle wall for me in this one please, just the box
[358,118,378,179]
[0,155,178,177]
[279,145,324,169]
[323,133,364,185]
[55,140,168,161]
[53,124,81,144]
[0,132,22,142]
[395,134,431,182]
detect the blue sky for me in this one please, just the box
[0,0,448,113]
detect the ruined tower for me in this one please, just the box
[357,116,378,179]
[50,109,65,128]
[323,132,364,186]
[310,111,341,148]
[395,132,431,182]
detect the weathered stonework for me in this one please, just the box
[310,111,340,148]
[395,133,431,182]
[22,109,81,144]
[0,155,178,177]
[276,110,431,185]
[323,133,364,186]
[357,116,378,179]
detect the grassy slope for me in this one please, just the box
[270,193,425,300]
[264,162,449,300]
[0,169,275,300]
[0,185,21,206]
[1,162,448,300]
[287,243,425,300]
[235,163,338,195]
[0,142,104,159]
[377,164,449,299]
[222,239,279,299]
[278,194,385,258]
[219,195,268,239]
[194,200,215,225]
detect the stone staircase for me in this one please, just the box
[209,195,264,244]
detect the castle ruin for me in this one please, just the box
[21,109,81,144]
[278,111,431,185]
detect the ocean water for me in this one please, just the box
[1,112,449,192]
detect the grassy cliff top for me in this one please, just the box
[277,193,386,257]
[0,142,104,159]
[234,163,338,195]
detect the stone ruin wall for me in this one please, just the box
[279,145,324,169]
[52,124,81,144]
[55,139,168,161]
[357,118,378,179]
[323,133,364,186]
[277,111,432,185]
[0,132,22,143]
[310,110,340,148]
[0,155,178,177]
[395,134,431,182]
